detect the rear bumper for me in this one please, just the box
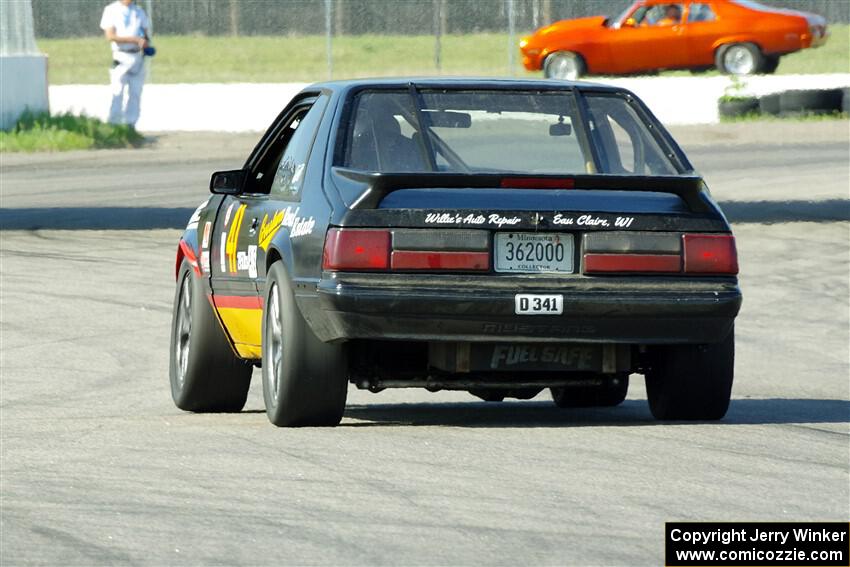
[302,273,741,344]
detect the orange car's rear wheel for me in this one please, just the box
[716,42,765,75]
[543,51,586,81]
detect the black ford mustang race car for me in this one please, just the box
[170,78,741,427]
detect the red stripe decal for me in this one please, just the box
[213,295,264,309]
[178,239,201,277]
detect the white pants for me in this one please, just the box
[108,51,145,127]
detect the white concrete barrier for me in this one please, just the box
[49,82,308,132]
[48,74,850,132]
[1,55,49,129]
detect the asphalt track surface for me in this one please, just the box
[1,121,848,566]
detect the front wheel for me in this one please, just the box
[543,51,586,81]
[169,259,252,412]
[645,328,735,420]
[262,261,347,427]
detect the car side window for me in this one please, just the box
[607,118,637,173]
[629,6,650,25]
[641,3,684,26]
[585,95,677,175]
[269,95,329,198]
[687,3,716,22]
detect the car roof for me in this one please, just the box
[306,77,623,95]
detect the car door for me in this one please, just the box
[210,93,329,358]
[683,2,723,67]
[608,2,689,73]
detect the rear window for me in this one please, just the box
[340,89,678,176]
[585,95,678,175]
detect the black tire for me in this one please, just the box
[551,373,629,408]
[715,42,764,75]
[759,93,781,116]
[262,261,347,427]
[779,88,844,116]
[169,259,252,412]
[645,328,735,420]
[718,97,759,119]
[761,54,780,74]
[543,51,587,81]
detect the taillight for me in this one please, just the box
[683,234,738,274]
[582,232,738,276]
[322,229,390,270]
[584,254,681,274]
[583,231,681,274]
[391,251,489,271]
[323,228,489,272]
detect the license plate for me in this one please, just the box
[495,232,573,273]
[515,294,563,315]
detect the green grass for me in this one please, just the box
[37,33,525,84]
[36,26,849,84]
[0,111,144,152]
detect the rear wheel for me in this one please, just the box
[262,261,348,427]
[716,43,764,75]
[551,373,629,408]
[543,51,586,81]
[169,259,252,412]
[645,328,735,420]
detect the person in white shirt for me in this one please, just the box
[100,0,151,127]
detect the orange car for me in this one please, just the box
[520,0,828,80]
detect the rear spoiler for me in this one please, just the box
[332,167,711,213]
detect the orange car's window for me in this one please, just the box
[585,94,677,175]
[642,3,684,26]
[688,3,716,23]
